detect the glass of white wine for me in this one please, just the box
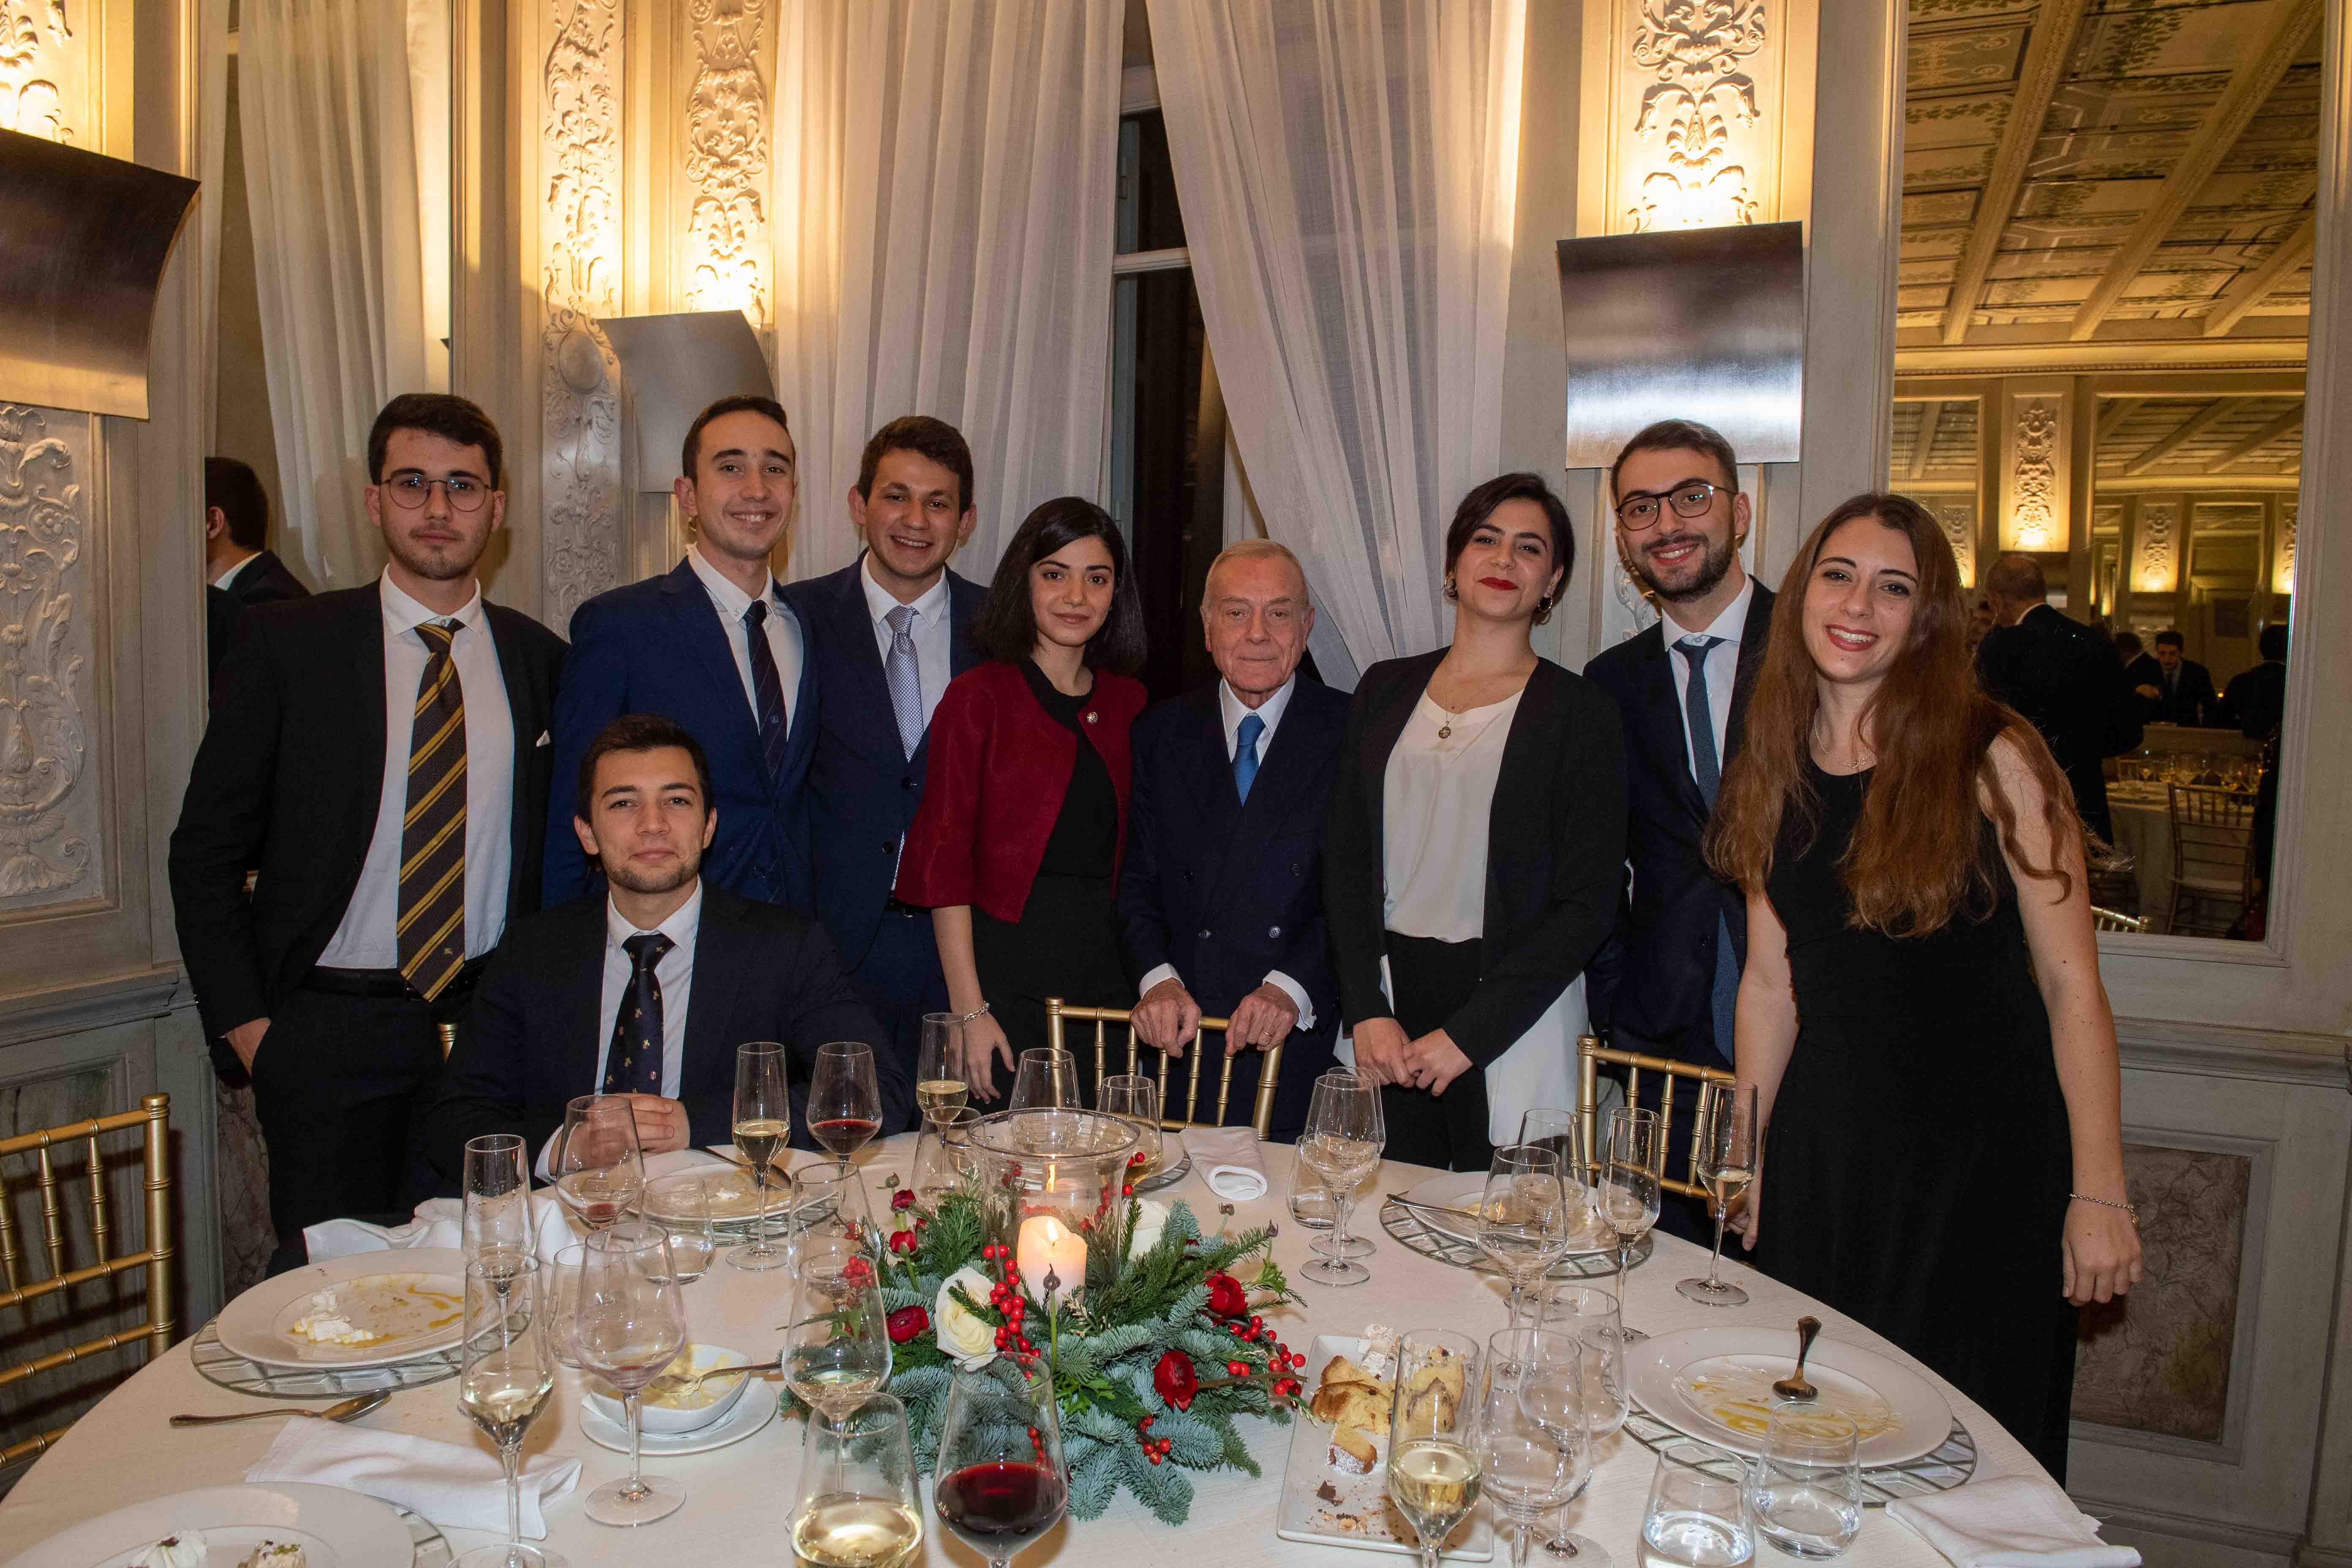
[912,1104,983,1204]
[1388,1328,1484,1568]
[1099,1073,1162,1186]
[1678,1083,1759,1307]
[1297,1069,1385,1288]
[785,1242,892,1432]
[1602,1107,1663,1342]
[730,1040,792,1272]
[461,1133,533,1284]
[791,1394,924,1568]
[453,1259,564,1568]
[917,1012,969,1127]
[1475,1143,1572,1329]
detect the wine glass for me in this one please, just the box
[1517,1107,1598,1243]
[452,1260,564,1568]
[1297,1070,1385,1287]
[1640,1449,1753,1567]
[1099,1073,1163,1185]
[934,1356,1069,1568]
[913,1105,982,1204]
[544,1244,584,1370]
[572,1220,688,1526]
[730,1041,792,1271]
[792,1394,924,1568]
[552,1095,645,1233]
[462,1133,533,1282]
[1747,1402,1863,1559]
[642,1169,717,1284]
[1387,1329,1483,1568]
[1532,1283,1628,1560]
[1008,1048,1080,1111]
[1601,1107,1663,1340]
[1481,1328,1590,1568]
[917,1012,969,1127]
[1679,1083,1759,1307]
[791,1157,879,1262]
[810,1041,884,1156]
[785,1238,892,1428]
[1475,1143,1572,1328]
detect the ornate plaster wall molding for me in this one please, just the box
[683,0,770,331]
[2009,400,2059,548]
[2136,501,2179,593]
[1626,0,1768,231]
[0,0,78,143]
[540,0,625,628]
[1936,501,1977,587]
[0,403,94,905]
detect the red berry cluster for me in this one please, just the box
[1026,1424,1049,1465]
[1133,1412,1172,1464]
[1200,1274,1306,1402]
[980,1244,1039,1357]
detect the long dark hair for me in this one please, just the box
[1704,493,2078,935]
[975,497,1146,673]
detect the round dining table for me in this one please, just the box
[2,1133,2050,1566]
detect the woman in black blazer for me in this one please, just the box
[1323,474,1628,1171]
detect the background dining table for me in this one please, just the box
[1,1133,2056,1566]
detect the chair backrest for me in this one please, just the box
[2092,906,2146,934]
[2167,783,2254,898]
[1043,999,1279,1138]
[0,1093,174,1468]
[1575,1036,1732,1201]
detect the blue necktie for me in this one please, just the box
[743,597,792,781]
[1233,712,1266,804]
[884,603,924,760]
[1677,636,1740,1065]
[602,931,674,1094]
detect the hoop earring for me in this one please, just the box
[1443,577,1458,602]
[1532,594,1554,626]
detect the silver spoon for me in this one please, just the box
[1773,1316,1822,1402]
[172,1391,390,1427]
[648,1356,784,1402]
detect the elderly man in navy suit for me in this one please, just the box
[783,417,988,1095]
[1119,540,1348,1140]
[544,395,819,912]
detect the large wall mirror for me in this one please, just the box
[1895,0,2316,945]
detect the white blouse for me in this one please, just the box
[1380,687,1524,940]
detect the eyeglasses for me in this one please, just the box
[1616,480,1729,531]
[382,472,492,513]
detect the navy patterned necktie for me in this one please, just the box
[602,931,674,1094]
[743,597,792,781]
[1677,634,1740,1066]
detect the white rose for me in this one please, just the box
[1128,1199,1171,1259]
[934,1266,998,1364]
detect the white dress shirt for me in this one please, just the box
[687,543,805,735]
[1137,675,1315,1030]
[536,885,703,1179]
[860,557,953,733]
[212,550,259,590]
[1661,574,1756,784]
[316,572,515,969]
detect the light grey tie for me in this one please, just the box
[884,604,924,759]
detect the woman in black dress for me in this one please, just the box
[1707,493,2142,1481]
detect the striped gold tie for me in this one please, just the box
[397,620,468,1000]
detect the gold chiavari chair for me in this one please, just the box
[1575,1035,1733,1201]
[0,1093,175,1469]
[2092,906,2146,934]
[2167,782,2257,936]
[1044,998,1281,1138]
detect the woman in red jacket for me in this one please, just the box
[894,496,1149,1102]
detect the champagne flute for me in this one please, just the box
[916,1012,969,1126]
[552,1095,645,1233]
[573,1220,688,1526]
[1602,1108,1663,1342]
[809,1041,884,1156]
[1475,1143,1573,1329]
[934,1356,1069,1568]
[462,1133,533,1282]
[1482,1328,1590,1568]
[1297,1070,1385,1286]
[730,1041,792,1271]
[1099,1073,1163,1184]
[1388,1329,1483,1568]
[791,1394,924,1568]
[1678,1084,1759,1307]
[453,1260,564,1568]
[785,1240,892,1428]
[1008,1048,1080,1111]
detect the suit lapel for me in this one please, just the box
[825,563,901,757]
[484,606,539,913]
[1358,653,1436,865]
[1723,583,1774,765]
[1634,629,1710,822]
[561,900,609,1096]
[350,584,392,848]
[1208,683,1327,911]
[662,561,768,764]
[682,887,747,1090]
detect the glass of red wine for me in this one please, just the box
[933,1354,1068,1568]
[809,1041,885,1157]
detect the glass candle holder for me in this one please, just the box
[961,1109,1141,1301]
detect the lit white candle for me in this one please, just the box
[1016,1213,1088,1297]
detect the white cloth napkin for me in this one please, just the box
[302,1192,576,1265]
[1183,1126,1269,1201]
[246,1418,581,1538]
[1887,1476,2142,1568]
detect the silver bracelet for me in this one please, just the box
[2070,1192,2139,1225]
[953,1002,993,1025]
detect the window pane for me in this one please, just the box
[1116,111,1186,253]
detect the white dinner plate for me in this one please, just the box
[1394,1173,1617,1256]
[1626,1326,1954,1467]
[1,1484,413,1568]
[643,1164,798,1225]
[215,1249,468,1371]
[576,1385,779,1456]
[1273,1336,1493,1562]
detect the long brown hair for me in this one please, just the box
[1704,493,2078,935]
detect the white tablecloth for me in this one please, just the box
[0,1135,2052,1566]
[2107,788,2172,931]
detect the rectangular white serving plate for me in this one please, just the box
[1274,1335,1495,1561]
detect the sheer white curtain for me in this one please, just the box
[1146,0,1526,672]
[773,0,1123,583]
[239,0,434,590]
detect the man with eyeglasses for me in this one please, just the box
[171,392,567,1272]
[1582,419,1773,1240]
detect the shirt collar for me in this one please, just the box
[378,568,483,636]
[212,550,259,590]
[1665,573,1756,648]
[1220,674,1296,750]
[860,553,950,631]
[606,880,704,956]
[687,542,776,621]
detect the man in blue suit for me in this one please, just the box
[544,395,818,911]
[782,417,988,1093]
[1119,539,1348,1140]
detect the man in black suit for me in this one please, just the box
[419,715,907,1185]
[170,394,566,1271]
[1583,420,1769,1237]
[2216,623,2289,741]
[1975,553,2141,843]
[204,456,310,678]
[2145,629,2219,727]
[1121,540,1348,1139]
[782,417,987,1090]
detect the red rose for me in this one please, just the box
[890,1188,917,1211]
[886,1305,929,1344]
[1152,1349,1199,1411]
[1203,1272,1248,1320]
